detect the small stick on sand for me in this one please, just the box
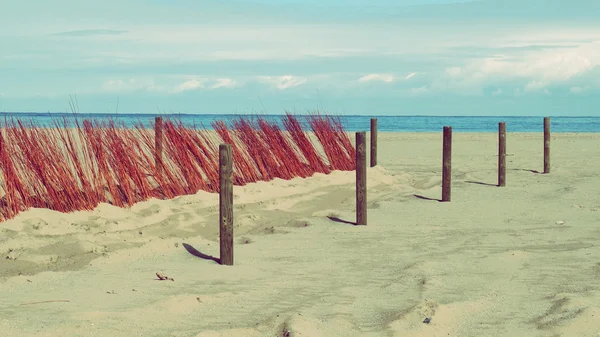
[20,300,70,306]
[156,272,174,281]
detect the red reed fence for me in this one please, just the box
[0,113,355,221]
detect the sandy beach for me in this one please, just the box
[1,132,599,337]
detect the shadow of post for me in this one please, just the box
[512,168,540,174]
[182,243,220,264]
[413,194,441,202]
[327,216,357,226]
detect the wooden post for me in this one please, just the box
[370,118,377,167]
[154,116,163,175]
[356,132,367,225]
[442,126,452,202]
[498,122,506,187]
[544,117,550,174]
[219,144,234,266]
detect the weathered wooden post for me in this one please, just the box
[544,117,550,174]
[442,126,452,202]
[154,116,163,175]
[498,122,506,187]
[219,144,234,265]
[356,132,367,225]
[370,118,377,167]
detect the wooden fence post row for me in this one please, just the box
[219,144,234,266]
[209,118,550,265]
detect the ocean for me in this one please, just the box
[1,113,599,133]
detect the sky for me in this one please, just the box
[1,0,600,116]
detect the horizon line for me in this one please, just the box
[0,112,598,118]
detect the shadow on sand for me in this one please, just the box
[512,168,541,174]
[182,243,220,264]
[327,216,357,226]
[413,194,441,202]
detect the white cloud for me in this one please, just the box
[103,77,239,94]
[102,78,156,92]
[5,9,600,104]
[211,78,236,89]
[405,72,418,80]
[172,77,239,92]
[175,79,204,93]
[358,73,394,83]
[445,67,462,77]
[426,40,600,95]
[258,75,307,90]
[570,86,590,94]
[524,80,547,92]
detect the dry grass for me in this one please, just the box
[0,113,354,221]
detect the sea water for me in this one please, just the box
[1,113,599,133]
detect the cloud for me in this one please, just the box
[358,73,394,83]
[101,78,156,92]
[445,67,462,77]
[52,29,128,37]
[162,77,239,93]
[524,80,547,92]
[211,78,236,89]
[258,75,307,90]
[404,72,418,80]
[425,40,600,95]
[101,76,238,95]
[3,0,600,114]
[492,88,503,96]
[174,79,205,93]
[570,86,590,94]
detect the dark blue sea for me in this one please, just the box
[1,113,599,133]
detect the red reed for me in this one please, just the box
[0,113,355,221]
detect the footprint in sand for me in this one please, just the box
[285,219,313,228]
[235,213,265,228]
[23,218,48,231]
[79,241,109,254]
[85,216,118,228]
[412,176,442,190]
[238,236,253,244]
[416,299,439,319]
[311,209,342,218]
[592,263,600,277]
[387,299,440,332]
[531,295,585,330]
[173,195,203,206]
[234,203,248,211]
[5,248,19,261]
[20,254,59,264]
[135,204,163,217]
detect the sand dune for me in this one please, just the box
[1,132,599,337]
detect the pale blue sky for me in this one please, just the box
[1,0,599,115]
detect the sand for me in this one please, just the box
[1,132,599,337]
